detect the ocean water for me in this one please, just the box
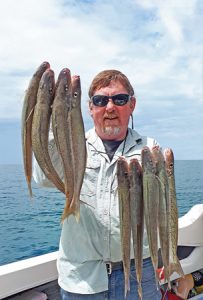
[0,161,203,266]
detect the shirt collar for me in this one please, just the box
[86,127,142,157]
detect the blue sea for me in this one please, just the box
[0,161,203,266]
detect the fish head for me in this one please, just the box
[34,61,50,77]
[117,156,129,184]
[151,146,165,172]
[141,146,156,174]
[38,69,55,104]
[129,158,142,176]
[55,68,72,109]
[164,148,174,176]
[71,75,81,109]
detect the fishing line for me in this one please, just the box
[131,113,134,130]
[88,143,107,156]
[121,133,128,156]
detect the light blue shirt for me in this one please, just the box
[33,127,158,294]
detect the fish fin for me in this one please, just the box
[155,175,165,194]
[67,113,71,122]
[26,106,35,123]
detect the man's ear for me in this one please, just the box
[130,96,136,110]
[89,101,93,117]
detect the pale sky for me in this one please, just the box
[0,0,202,163]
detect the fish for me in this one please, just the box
[31,69,65,194]
[65,75,87,222]
[52,68,74,221]
[141,146,159,283]
[22,61,50,197]
[164,148,184,278]
[151,146,170,286]
[117,157,131,297]
[129,158,144,299]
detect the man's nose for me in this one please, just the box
[105,99,115,111]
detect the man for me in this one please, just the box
[33,70,162,299]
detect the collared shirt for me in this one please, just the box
[33,127,158,294]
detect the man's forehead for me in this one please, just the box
[94,80,127,92]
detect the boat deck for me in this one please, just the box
[5,280,61,300]
[3,279,203,300]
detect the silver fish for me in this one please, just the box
[151,146,170,286]
[129,158,144,299]
[67,75,87,222]
[117,157,131,297]
[22,61,50,197]
[32,69,65,194]
[141,146,159,283]
[52,68,74,221]
[164,148,184,279]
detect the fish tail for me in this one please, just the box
[124,278,130,298]
[74,208,80,223]
[61,208,72,223]
[163,266,171,289]
[154,269,160,287]
[61,195,72,223]
[169,259,184,278]
[70,195,80,223]
[26,177,33,198]
[72,197,80,223]
[138,282,142,300]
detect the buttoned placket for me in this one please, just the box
[98,156,112,262]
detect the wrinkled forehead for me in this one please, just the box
[93,79,127,94]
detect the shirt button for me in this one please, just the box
[104,209,108,215]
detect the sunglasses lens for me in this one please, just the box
[91,94,130,107]
[92,95,108,107]
[113,94,130,106]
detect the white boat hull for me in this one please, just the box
[0,204,203,299]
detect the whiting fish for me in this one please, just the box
[52,68,74,221]
[66,75,87,222]
[32,69,65,194]
[151,146,170,286]
[141,146,159,283]
[164,148,184,279]
[22,61,50,197]
[129,158,144,300]
[117,157,131,297]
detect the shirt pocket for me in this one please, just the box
[80,159,100,207]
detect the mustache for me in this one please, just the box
[103,113,118,120]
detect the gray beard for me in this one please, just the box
[102,126,121,136]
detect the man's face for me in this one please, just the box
[89,80,136,141]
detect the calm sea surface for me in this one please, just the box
[0,161,203,266]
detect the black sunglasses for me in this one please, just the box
[91,94,131,107]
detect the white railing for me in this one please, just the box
[0,251,58,299]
